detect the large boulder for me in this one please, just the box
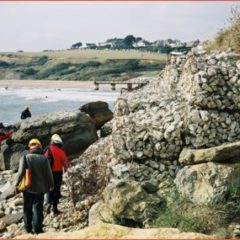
[80,101,113,129]
[175,162,240,204]
[89,181,165,227]
[179,141,240,165]
[66,135,114,206]
[0,110,98,170]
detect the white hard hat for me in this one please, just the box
[51,134,63,144]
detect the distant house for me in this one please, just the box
[152,40,165,47]
[169,40,186,48]
[133,39,151,48]
[73,36,197,52]
[98,42,111,47]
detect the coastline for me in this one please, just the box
[0,80,95,89]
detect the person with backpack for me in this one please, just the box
[44,134,69,216]
[14,139,54,234]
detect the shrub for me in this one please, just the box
[23,68,38,75]
[36,63,70,79]
[208,6,240,52]
[36,55,48,65]
[0,61,10,68]
[151,180,240,236]
[31,55,48,66]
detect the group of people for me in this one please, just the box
[14,133,69,234]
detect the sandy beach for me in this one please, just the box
[0,80,95,89]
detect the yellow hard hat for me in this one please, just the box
[24,105,29,110]
[51,134,63,144]
[28,138,42,149]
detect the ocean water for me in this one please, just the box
[0,87,120,126]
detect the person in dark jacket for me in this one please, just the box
[15,138,54,234]
[21,105,32,120]
[44,134,69,216]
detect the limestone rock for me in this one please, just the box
[0,219,6,232]
[1,213,23,225]
[66,135,113,206]
[16,223,212,239]
[80,101,113,129]
[89,181,164,227]
[179,141,240,165]
[0,185,16,201]
[175,162,240,204]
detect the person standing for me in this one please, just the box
[44,134,69,216]
[15,139,54,234]
[21,105,32,120]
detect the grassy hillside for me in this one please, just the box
[207,7,240,52]
[0,49,167,81]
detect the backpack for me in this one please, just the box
[17,155,31,192]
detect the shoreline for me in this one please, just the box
[0,80,95,89]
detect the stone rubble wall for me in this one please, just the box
[112,51,240,181]
[94,52,240,230]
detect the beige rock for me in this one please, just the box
[12,198,23,206]
[0,219,6,231]
[16,223,212,239]
[175,162,240,204]
[89,181,163,227]
[179,141,240,165]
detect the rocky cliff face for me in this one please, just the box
[68,51,240,237]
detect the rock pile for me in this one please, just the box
[0,169,91,238]
[85,51,240,232]
[67,135,114,206]
[112,51,240,179]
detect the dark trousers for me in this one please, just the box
[46,171,62,211]
[23,191,44,234]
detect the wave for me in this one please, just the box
[0,87,120,125]
[0,87,120,103]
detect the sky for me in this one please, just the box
[0,1,238,52]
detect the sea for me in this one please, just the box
[0,87,120,126]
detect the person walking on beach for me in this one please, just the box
[14,139,54,234]
[44,134,69,216]
[21,105,32,120]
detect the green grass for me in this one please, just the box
[149,179,240,237]
[12,49,167,61]
[0,50,167,81]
